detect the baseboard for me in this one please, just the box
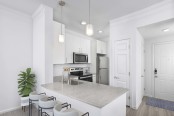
[135,99,142,109]
[144,94,153,97]
[0,106,21,114]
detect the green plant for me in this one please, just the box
[18,68,36,97]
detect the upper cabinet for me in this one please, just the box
[97,40,107,54]
[65,30,91,63]
[53,21,66,64]
[53,23,91,64]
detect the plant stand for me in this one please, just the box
[21,96,29,112]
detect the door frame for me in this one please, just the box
[152,41,174,97]
[113,38,131,106]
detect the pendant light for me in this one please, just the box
[86,0,94,36]
[59,0,65,43]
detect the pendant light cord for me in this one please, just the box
[60,0,63,35]
[89,0,91,24]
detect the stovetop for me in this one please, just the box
[69,67,92,77]
[80,73,92,77]
[70,72,92,77]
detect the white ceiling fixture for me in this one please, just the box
[162,28,170,32]
[138,18,174,39]
[86,0,94,36]
[98,30,103,34]
[59,0,65,43]
[81,21,87,25]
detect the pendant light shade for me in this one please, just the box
[59,34,64,43]
[86,0,93,36]
[86,24,93,36]
[59,0,65,43]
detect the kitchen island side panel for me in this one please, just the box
[101,93,126,116]
[43,87,126,116]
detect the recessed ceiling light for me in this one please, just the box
[98,30,103,34]
[162,28,170,32]
[81,21,87,25]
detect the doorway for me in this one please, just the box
[113,39,130,106]
[153,42,174,101]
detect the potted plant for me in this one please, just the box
[18,68,36,111]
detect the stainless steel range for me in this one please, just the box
[69,67,93,82]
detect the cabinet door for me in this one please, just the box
[53,21,65,64]
[101,41,107,54]
[65,33,81,63]
[84,39,91,63]
[80,39,89,53]
[79,39,91,63]
[97,40,102,54]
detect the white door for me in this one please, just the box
[114,39,130,106]
[141,40,145,99]
[154,42,174,101]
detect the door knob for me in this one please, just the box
[114,76,119,79]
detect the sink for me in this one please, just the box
[70,80,83,85]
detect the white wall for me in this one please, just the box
[110,0,174,109]
[32,5,53,92]
[144,35,174,97]
[0,5,33,111]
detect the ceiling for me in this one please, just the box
[0,0,164,40]
[138,18,174,39]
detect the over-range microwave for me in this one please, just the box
[73,52,88,64]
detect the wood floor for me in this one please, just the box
[127,97,174,116]
[0,97,174,116]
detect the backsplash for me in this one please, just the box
[53,64,91,76]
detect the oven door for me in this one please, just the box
[73,52,88,64]
[79,75,93,82]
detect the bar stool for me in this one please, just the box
[29,91,46,116]
[38,96,69,116]
[53,104,89,116]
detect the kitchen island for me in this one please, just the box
[42,80,127,116]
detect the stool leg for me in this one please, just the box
[41,108,42,116]
[31,101,33,116]
[29,99,30,116]
[38,107,40,116]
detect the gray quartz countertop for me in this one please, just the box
[42,80,128,108]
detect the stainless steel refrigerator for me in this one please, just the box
[97,56,109,85]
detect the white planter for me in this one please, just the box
[20,96,29,106]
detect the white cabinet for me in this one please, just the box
[97,40,107,54]
[65,31,91,63]
[53,21,66,64]
[53,26,91,64]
